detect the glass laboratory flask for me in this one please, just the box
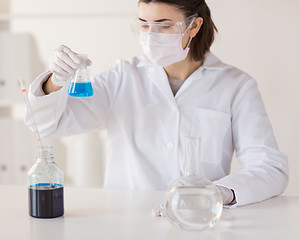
[27,146,64,218]
[68,54,94,97]
[165,137,223,230]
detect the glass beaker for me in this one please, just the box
[165,137,223,230]
[68,54,94,97]
[27,146,64,218]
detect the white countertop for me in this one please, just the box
[0,185,298,240]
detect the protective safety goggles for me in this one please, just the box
[131,13,198,36]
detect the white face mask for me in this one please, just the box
[139,31,192,67]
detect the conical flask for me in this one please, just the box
[165,137,223,230]
[68,54,94,97]
[27,146,64,218]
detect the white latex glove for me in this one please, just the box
[216,185,236,205]
[49,45,92,86]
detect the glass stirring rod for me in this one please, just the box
[19,78,43,149]
[19,78,54,187]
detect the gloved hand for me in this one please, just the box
[49,45,92,86]
[216,185,236,205]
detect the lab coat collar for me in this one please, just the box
[201,52,225,70]
[148,65,177,106]
[138,52,225,106]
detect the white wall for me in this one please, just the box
[9,0,140,75]
[0,0,9,30]
[3,0,298,194]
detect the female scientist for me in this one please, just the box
[25,0,288,207]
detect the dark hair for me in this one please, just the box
[138,0,217,61]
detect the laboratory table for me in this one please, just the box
[0,185,298,240]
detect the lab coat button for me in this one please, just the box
[167,142,174,149]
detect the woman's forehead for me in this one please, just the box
[138,2,185,22]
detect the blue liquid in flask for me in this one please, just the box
[68,82,94,97]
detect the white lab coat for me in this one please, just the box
[26,52,288,207]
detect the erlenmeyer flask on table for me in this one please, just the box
[68,54,94,97]
[165,137,223,231]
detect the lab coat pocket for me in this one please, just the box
[190,108,231,164]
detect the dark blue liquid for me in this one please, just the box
[29,183,64,218]
[68,82,94,97]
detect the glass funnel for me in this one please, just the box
[68,54,94,97]
[27,146,64,218]
[165,137,223,230]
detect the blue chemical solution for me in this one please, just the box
[29,183,64,218]
[68,82,94,97]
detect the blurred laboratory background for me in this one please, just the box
[0,0,298,195]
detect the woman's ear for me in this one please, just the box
[189,17,203,38]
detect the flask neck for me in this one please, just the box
[183,137,203,177]
[37,146,54,163]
